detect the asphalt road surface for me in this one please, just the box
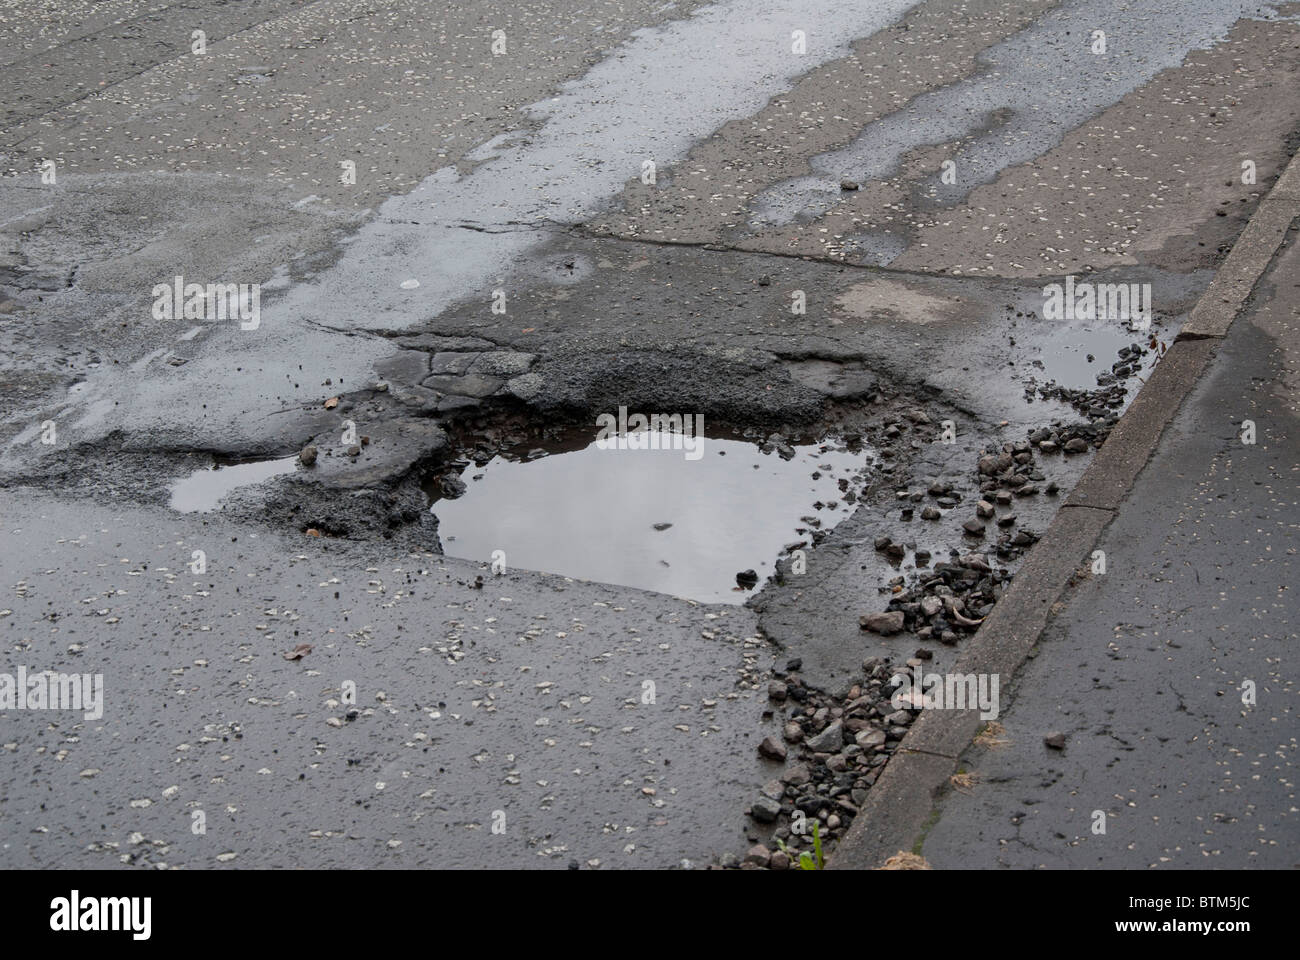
[1,0,1297,870]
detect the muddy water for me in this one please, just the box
[168,456,298,513]
[430,431,871,604]
[1033,329,1156,390]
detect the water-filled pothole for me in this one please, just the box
[169,456,298,513]
[426,427,872,604]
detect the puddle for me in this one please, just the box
[428,430,871,604]
[169,456,298,513]
[1033,326,1158,390]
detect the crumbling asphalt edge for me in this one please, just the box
[827,149,1300,870]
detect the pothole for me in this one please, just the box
[425,424,875,604]
[169,456,298,513]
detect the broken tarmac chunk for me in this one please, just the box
[428,352,477,376]
[468,351,535,377]
[373,350,430,382]
[505,372,544,401]
[422,373,503,398]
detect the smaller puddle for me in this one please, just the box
[1032,326,1160,391]
[169,456,298,513]
[428,429,871,604]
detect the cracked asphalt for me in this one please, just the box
[1,0,1297,869]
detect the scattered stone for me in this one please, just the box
[806,721,844,753]
[749,797,781,823]
[299,445,318,467]
[1044,731,1067,750]
[856,729,887,749]
[758,736,787,761]
[859,611,905,635]
[782,763,812,786]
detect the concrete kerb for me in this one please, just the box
[827,150,1300,870]
[1180,198,1300,339]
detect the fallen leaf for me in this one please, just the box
[324,397,339,409]
[306,528,322,537]
[283,643,313,661]
[879,852,931,870]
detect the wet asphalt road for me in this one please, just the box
[0,488,773,868]
[1,0,1299,868]
[920,225,1300,870]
